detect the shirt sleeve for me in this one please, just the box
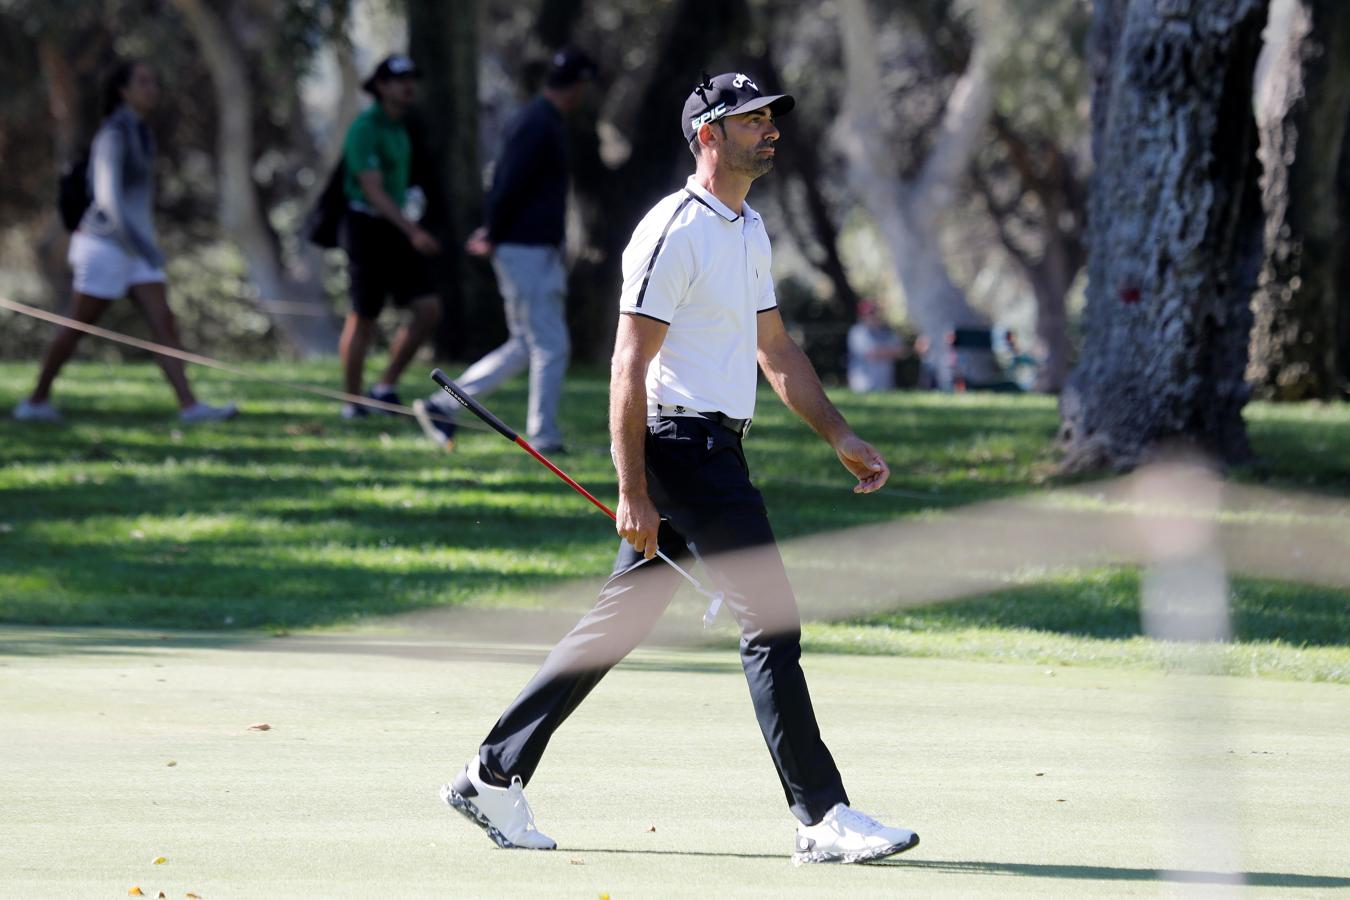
[756,241,777,312]
[618,213,692,324]
[344,117,380,176]
[90,126,164,268]
[89,127,127,241]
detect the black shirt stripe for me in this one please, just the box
[623,310,672,324]
[683,188,740,221]
[635,196,695,309]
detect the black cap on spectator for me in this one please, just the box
[363,54,421,94]
[546,47,597,88]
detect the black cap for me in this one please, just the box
[546,47,597,88]
[363,54,421,94]
[681,72,794,144]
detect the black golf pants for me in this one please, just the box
[477,416,849,826]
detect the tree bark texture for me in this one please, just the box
[169,0,340,358]
[1059,0,1268,473]
[1247,0,1350,400]
[834,0,1000,388]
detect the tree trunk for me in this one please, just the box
[565,0,753,364]
[408,0,504,361]
[978,115,1087,394]
[168,0,340,358]
[1060,0,1268,473]
[33,36,81,303]
[834,0,999,388]
[1247,0,1350,400]
[1339,116,1350,389]
[1027,237,1078,394]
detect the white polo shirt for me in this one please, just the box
[618,175,777,420]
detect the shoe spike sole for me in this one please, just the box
[439,783,552,851]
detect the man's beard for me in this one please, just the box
[724,140,776,178]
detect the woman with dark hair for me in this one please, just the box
[13,61,237,424]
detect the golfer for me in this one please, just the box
[441,72,918,865]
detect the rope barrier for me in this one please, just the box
[0,295,471,427]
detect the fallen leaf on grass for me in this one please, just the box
[158,892,167,899]
[128,888,143,897]
[187,893,203,899]
[166,761,177,767]
[646,825,656,832]
[247,723,271,731]
[153,856,166,864]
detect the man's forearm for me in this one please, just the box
[362,180,416,235]
[609,350,649,498]
[760,339,852,445]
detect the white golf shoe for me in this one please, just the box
[792,802,919,865]
[439,759,556,850]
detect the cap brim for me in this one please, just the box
[726,93,795,119]
[364,70,421,93]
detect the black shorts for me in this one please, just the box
[339,211,434,318]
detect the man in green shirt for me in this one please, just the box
[337,54,442,418]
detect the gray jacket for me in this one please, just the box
[78,104,164,268]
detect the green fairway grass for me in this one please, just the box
[1,361,1348,683]
[1,628,1347,898]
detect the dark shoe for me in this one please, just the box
[368,386,402,415]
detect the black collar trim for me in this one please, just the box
[684,188,740,222]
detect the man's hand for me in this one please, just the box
[615,490,661,559]
[834,434,890,494]
[465,226,492,257]
[409,226,441,256]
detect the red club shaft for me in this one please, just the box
[514,437,616,520]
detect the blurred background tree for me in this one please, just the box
[1247,0,1350,400]
[0,0,1344,470]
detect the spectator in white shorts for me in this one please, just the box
[12,60,237,425]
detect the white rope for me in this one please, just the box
[0,295,467,425]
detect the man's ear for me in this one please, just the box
[697,122,718,154]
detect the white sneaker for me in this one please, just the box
[792,802,919,865]
[180,401,239,423]
[12,400,62,423]
[439,759,556,850]
[412,398,457,450]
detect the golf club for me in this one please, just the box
[430,369,725,625]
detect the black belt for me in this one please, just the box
[651,405,752,438]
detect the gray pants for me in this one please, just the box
[455,244,569,447]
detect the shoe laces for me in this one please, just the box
[834,805,884,834]
[507,776,540,832]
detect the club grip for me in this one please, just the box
[430,369,518,441]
